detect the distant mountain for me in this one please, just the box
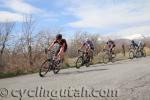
[114,37,150,48]
[99,33,150,41]
[123,34,145,40]
[98,34,150,49]
[114,39,130,50]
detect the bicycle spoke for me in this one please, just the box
[39,60,51,77]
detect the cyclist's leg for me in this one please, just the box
[112,47,115,54]
[54,49,65,68]
[54,49,60,60]
[89,48,94,63]
[87,48,91,58]
[85,46,89,56]
[59,51,65,61]
[109,47,113,59]
[59,46,67,62]
[83,47,90,62]
[109,47,112,54]
[140,45,144,56]
[134,46,139,57]
[132,47,136,57]
[136,46,139,52]
[90,47,94,58]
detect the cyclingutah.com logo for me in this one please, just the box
[0,86,119,100]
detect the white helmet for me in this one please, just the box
[138,41,142,45]
[85,38,90,41]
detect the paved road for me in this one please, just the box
[0,57,150,100]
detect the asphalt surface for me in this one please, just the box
[0,57,150,100]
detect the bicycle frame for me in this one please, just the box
[39,50,61,77]
[78,50,88,61]
[103,49,113,58]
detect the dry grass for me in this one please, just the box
[0,47,150,79]
[145,47,150,56]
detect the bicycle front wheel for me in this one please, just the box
[39,59,51,77]
[76,57,83,69]
[103,53,109,64]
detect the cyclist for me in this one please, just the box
[131,40,138,49]
[138,40,145,56]
[48,34,68,61]
[104,39,116,54]
[138,41,145,49]
[79,38,94,60]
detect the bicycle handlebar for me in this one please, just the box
[103,49,110,52]
[78,50,85,53]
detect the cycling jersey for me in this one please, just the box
[83,40,94,50]
[107,40,115,48]
[131,42,138,48]
[54,39,68,55]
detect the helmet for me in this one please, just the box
[56,34,62,40]
[131,40,134,43]
[86,38,90,41]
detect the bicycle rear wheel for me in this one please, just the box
[142,49,146,57]
[53,60,62,74]
[103,53,109,64]
[39,59,51,77]
[136,51,142,58]
[76,57,83,69]
[129,51,134,59]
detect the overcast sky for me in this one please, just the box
[0,0,150,39]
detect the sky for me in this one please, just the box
[0,0,150,39]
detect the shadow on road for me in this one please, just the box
[58,68,108,76]
[94,61,128,67]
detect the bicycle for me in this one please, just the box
[103,49,116,64]
[39,49,63,77]
[129,45,146,59]
[139,46,146,57]
[75,50,91,69]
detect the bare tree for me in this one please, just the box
[0,22,15,55]
[67,31,103,58]
[0,22,15,68]
[21,15,36,65]
[32,30,53,61]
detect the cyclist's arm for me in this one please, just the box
[57,43,65,57]
[48,41,55,51]
[79,44,85,50]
